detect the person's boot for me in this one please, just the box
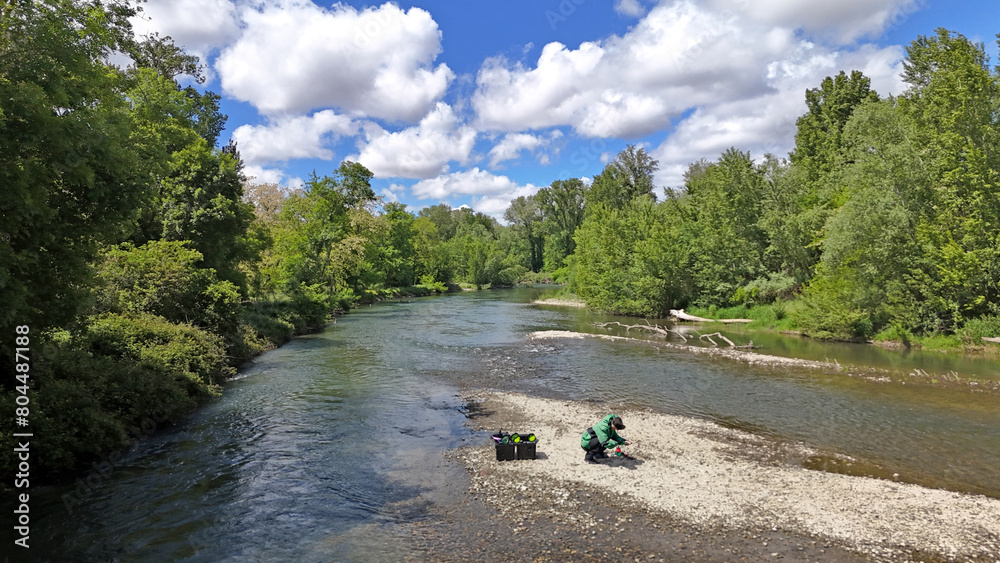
[584,450,598,464]
[595,450,609,459]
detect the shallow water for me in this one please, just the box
[6,288,999,561]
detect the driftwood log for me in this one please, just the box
[594,321,690,342]
[983,337,1000,344]
[594,321,755,349]
[669,309,753,324]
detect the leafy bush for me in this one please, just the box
[957,315,1000,344]
[242,308,296,346]
[288,283,335,327]
[94,240,243,339]
[873,323,914,347]
[0,317,227,477]
[490,264,528,286]
[81,313,233,390]
[791,278,874,340]
[731,273,799,307]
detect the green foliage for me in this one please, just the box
[574,198,683,316]
[957,315,1000,344]
[0,0,146,333]
[587,145,660,209]
[416,274,448,293]
[873,324,914,347]
[536,178,587,270]
[94,241,243,340]
[504,195,545,272]
[158,139,256,289]
[731,273,799,307]
[791,70,881,184]
[81,313,233,389]
[0,313,229,477]
[677,148,772,306]
[791,276,875,340]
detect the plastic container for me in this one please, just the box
[515,440,537,460]
[495,442,516,461]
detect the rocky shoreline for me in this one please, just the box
[409,391,1000,563]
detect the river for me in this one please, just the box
[7,287,1000,561]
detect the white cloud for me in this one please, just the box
[615,0,646,17]
[232,110,356,167]
[380,185,404,203]
[244,165,304,190]
[411,168,538,203]
[130,0,241,55]
[699,0,917,43]
[216,2,452,120]
[487,130,564,167]
[472,0,915,139]
[473,2,794,138]
[353,102,477,179]
[651,41,906,190]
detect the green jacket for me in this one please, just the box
[580,414,625,449]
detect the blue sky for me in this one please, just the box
[130,0,998,220]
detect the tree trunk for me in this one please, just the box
[669,309,752,324]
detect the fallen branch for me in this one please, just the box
[700,332,736,347]
[669,309,753,324]
[594,321,689,342]
[697,332,757,349]
[983,337,1000,344]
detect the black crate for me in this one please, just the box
[509,432,536,444]
[495,442,515,461]
[515,441,536,460]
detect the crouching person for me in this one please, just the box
[580,415,629,464]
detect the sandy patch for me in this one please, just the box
[456,391,1000,562]
[533,298,588,308]
[528,330,839,370]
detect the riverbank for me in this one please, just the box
[441,391,1000,563]
[533,294,1000,357]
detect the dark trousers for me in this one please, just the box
[583,436,606,461]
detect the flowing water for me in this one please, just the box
[7,288,1000,561]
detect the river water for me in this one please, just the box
[8,287,1000,561]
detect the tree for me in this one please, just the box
[128,32,205,84]
[159,139,256,290]
[536,178,587,270]
[270,163,379,305]
[504,195,544,272]
[896,29,1000,329]
[418,203,458,240]
[790,70,880,187]
[808,101,932,333]
[374,202,416,287]
[574,198,684,316]
[0,0,145,333]
[588,145,660,209]
[678,148,771,306]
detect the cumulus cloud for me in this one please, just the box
[231,110,356,167]
[615,0,646,18]
[410,168,539,211]
[244,165,304,189]
[487,130,564,167]
[472,0,915,139]
[699,0,918,44]
[651,41,907,190]
[130,0,241,55]
[473,1,795,138]
[353,102,477,179]
[216,2,452,120]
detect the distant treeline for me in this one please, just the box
[1,0,998,483]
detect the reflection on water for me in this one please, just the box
[8,287,1000,561]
